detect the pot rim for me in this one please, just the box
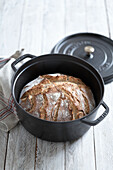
[12,53,105,124]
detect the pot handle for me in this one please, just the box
[81,101,109,126]
[11,54,36,72]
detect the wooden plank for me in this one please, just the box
[91,1,113,169]
[86,0,113,170]
[35,0,65,169]
[19,0,44,56]
[86,0,108,36]
[5,0,44,169]
[0,0,25,55]
[41,0,65,54]
[0,130,8,170]
[35,139,64,170]
[103,0,112,37]
[65,0,95,170]
[5,125,36,170]
[94,83,113,170]
[0,0,24,169]
[0,0,9,168]
[66,130,95,170]
[65,0,87,35]
[0,0,5,23]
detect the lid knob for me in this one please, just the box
[84,46,95,58]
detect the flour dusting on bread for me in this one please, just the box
[20,74,95,121]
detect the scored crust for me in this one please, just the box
[20,74,95,121]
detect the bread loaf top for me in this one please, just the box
[19,74,95,121]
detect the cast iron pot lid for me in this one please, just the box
[51,33,113,84]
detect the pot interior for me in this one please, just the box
[12,54,104,108]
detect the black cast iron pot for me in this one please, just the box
[11,54,109,142]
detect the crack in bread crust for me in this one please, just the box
[39,93,48,119]
[20,74,95,121]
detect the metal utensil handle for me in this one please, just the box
[11,54,36,72]
[81,101,109,126]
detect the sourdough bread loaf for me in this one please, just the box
[19,74,95,121]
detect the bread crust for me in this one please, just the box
[20,74,95,121]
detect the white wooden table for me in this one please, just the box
[0,0,113,169]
